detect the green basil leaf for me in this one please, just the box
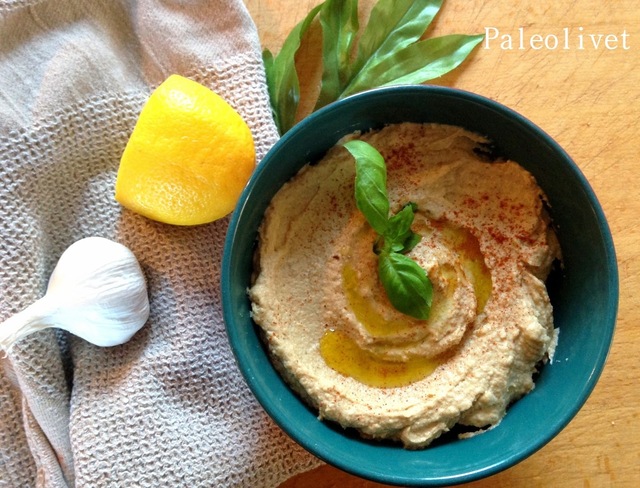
[388,203,416,236]
[400,232,422,254]
[263,2,324,134]
[343,139,389,235]
[343,34,484,97]
[379,252,433,320]
[385,202,421,253]
[351,0,443,77]
[314,0,359,110]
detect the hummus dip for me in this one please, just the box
[249,123,560,448]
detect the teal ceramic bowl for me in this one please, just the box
[221,86,618,486]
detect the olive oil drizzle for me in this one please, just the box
[319,329,439,388]
[320,221,492,388]
[440,223,492,314]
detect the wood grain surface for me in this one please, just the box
[244,1,640,486]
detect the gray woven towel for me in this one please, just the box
[0,1,321,486]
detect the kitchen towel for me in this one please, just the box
[0,1,321,486]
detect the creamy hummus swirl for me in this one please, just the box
[249,123,560,448]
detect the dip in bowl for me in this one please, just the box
[221,86,618,486]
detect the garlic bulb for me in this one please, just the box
[0,237,150,351]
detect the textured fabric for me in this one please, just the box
[0,1,321,486]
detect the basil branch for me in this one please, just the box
[343,140,433,320]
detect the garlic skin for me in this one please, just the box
[0,237,150,351]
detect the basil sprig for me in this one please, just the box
[263,0,484,135]
[343,140,433,320]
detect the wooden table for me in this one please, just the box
[244,1,640,485]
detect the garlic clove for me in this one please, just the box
[0,237,150,351]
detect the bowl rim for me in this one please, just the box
[222,85,619,486]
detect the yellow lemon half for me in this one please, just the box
[115,74,256,226]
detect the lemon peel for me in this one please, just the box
[115,74,255,226]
